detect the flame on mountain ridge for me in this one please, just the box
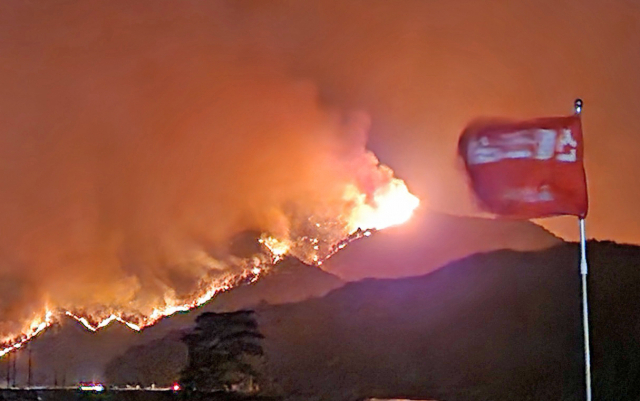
[0,171,419,356]
[0,267,265,356]
[259,171,420,266]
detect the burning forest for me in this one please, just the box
[0,1,420,356]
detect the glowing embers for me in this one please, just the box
[259,234,291,263]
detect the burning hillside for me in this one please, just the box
[0,0,420,352]
[0,161,418,355]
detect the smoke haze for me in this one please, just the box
[0,1,407,336]
[1,0,639,336]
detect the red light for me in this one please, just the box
[172,383,181,391]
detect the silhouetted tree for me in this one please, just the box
[180,310,265,393]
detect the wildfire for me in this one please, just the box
[0,268,265,356]
[65,312,143,332]
[255,173,420,266]
[345,177,420,232]
[0,170,419,357]
[258,234,291,263]
[0,310,55,357]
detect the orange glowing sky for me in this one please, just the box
[0,0,637,339]
[2,0,636,242]
[261,0,639,244]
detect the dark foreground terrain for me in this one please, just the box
[257,241,640,400]
[104,241,640,400]
[9,240,640,401]
[0,389,280,401]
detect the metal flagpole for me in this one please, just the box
[575,98,592,401]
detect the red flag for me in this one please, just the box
[458,114,588,219]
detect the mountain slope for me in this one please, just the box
[321,210,563,280]
[7,215,567,391]
[5,256,343,387]
[258,241,640,400]
[21,240,640,401]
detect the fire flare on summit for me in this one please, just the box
[0,171,419,356]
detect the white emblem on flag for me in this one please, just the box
[467,127,577,165]
[534,129,557,160]
[555,128,578,162]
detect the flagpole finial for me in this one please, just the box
[574,98,583,115]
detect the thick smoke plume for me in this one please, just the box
[0,1,414,338]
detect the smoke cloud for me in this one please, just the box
[3,0,635,339]
[0,1,407,337]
